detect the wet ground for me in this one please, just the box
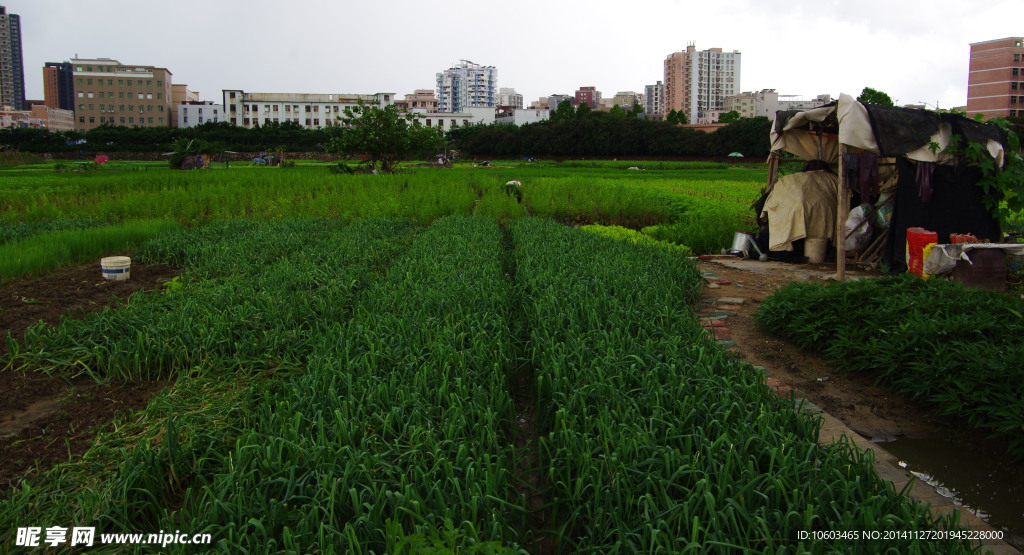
[699,256,1024,550]
[0,261,177,496]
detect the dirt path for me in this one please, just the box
[0,261,177,496]
[696,257,948,441]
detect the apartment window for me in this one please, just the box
[119,105,124,111]
[79,104,85,110]
[88,104,94,110]
[305,118,312,125]
[137,93,143,99]
[313,106,319,112]
[87,78,92,85]
[147,80,152,86]
[1014,83,1019,90]
[137,80,143,86]
[76,66,82,72]
[148,118,153,124]
[157,93,162,99]
[119,92,124,99]
[1016,54,1022,62]
[76,78,82,85]
[272,105,278,112]
[118,79,124,86]
[159,118,164,124]
[183,116,188,123]
[147,94,152,99]
[314,118,320,125]
[128,105,133,111]
[120,117,125,124]
[77,92,84,98]
[244,118,250,125]
[285,105,290,112]
[87,92,94,98]
[129,117,134,124]
[79,116,85,123]
[1013,96,1018,104]
[157,81,163,87]
[86,66,93,72]
[1015,69,1020,77]
[305,105,311,112]
[198,117,203,123]
[89,117,95,123]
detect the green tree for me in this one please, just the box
[628,103,645,118]
[575,101,592,119]
[857,87,895,106]
[551,99,576,123]
[718,110,741,123]
[609,104,626,118]
[326,101,442,173]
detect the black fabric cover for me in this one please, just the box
[864,104,1006,157]
[883,158,1001,273]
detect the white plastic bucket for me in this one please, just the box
[101,256,131,281]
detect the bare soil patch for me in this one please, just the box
[0,261,178,496]
[697,259,948,441]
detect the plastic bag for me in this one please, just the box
[845,204,873,252]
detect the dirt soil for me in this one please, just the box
[0,261,177,496]
[696,258,950,442]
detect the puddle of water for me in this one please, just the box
[884,437,1024,540]
[0,397,64,437]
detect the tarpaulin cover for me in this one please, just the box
[761,170,840,251]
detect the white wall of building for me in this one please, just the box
[222,90,395,129]
[495,108,550,125]
[177,102,225,128]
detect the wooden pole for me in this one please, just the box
[837,145,849,281]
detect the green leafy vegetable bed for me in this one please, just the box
[755,275,1024,460]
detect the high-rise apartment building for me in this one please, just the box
[664,44,741,124]
[966,37,1024,119]
[575,86,601,109]
[0,6,25,110]
[645,81,663,120]
[43,62,75,110]
[436,60,496,113]
[70,57,173,130]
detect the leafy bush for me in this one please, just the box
[755,275,1024,459]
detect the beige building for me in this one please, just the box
[664,44,741,124]
[170,84,200,127]
[223,90,395,129]
[31,103,74,131]
[395,89,439,113]
[71,57,173,130]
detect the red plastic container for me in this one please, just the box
[906,227,937,276]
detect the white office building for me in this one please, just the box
[222,90,395,129]
[177,101,224,128]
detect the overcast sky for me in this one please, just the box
[12,0,1024,111]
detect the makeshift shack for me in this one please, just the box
[764,93,1008,280]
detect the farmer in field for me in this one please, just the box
[759,160,839,261]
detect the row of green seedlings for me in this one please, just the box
[179,215,522,552]
[1,218,427,553]
[1,170,477,224]
[509,217,972,553]
[754,275,1024,460]
[0,219,179,282]
[2,216,526,553]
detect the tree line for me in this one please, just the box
[447,107,773,159]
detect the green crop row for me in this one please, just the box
[2,217,976,553]
[510,218,970,553]
[754,275,1024,460]
[0,219,180,282]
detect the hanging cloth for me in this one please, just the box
[858,152,879,201]
[916,161,935,203]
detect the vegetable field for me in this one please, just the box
[0,162,998,552]
[2,210,977,553]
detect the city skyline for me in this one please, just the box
[10,0,1024,116]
